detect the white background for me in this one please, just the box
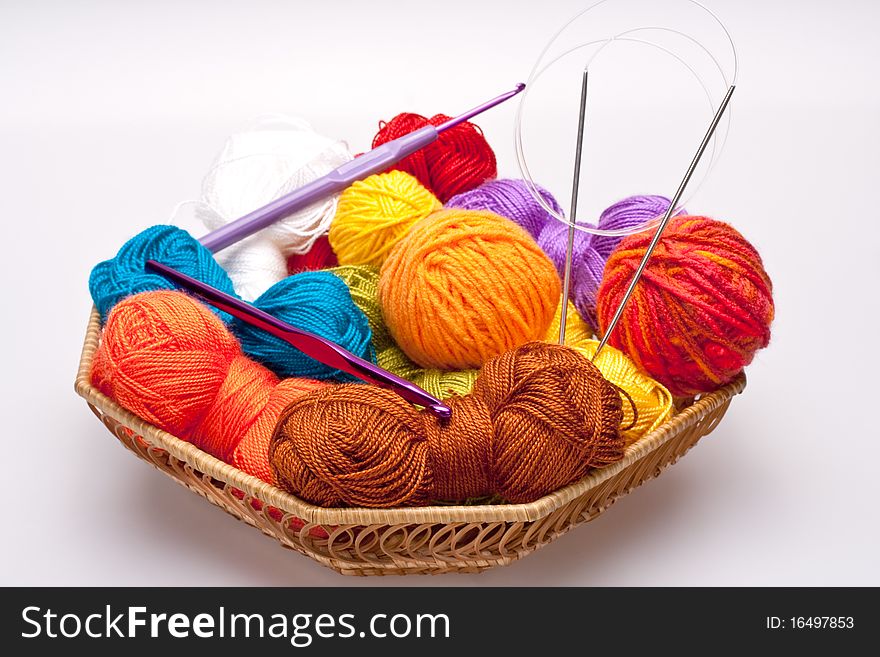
[1,0,878,586]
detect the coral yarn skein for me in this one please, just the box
[91,290,325,482]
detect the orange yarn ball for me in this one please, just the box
[91,290,325,482]
[379,209,561,369]
[597,215,774,395]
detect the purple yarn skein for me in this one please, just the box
[446,178,564,240]
[591,195,682,258]
[538,195,683,332]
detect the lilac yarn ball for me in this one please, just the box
[446,178,563,239]
[537,195,682,332]
[591,194,680,259]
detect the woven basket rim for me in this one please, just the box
[75,306,746,525]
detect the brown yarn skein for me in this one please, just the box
[269,342,624,508]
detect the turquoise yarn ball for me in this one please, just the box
[88,225,375,381]
[88,225,237,321]
[233,271,375,380]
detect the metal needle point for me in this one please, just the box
[559,68,590,346]
[593,84,736,360]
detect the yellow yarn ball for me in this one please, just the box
[545,301,595,344]
[329,170,441,267]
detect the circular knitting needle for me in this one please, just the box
[593,84,736,360]
[559,68,590,345]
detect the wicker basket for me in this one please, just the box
[75,308,745,576]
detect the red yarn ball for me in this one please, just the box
[596,216,774,396]
[286,234,338,274]
[371,113,497,202]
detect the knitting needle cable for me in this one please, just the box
[515,0,738,238]
[593,83,735,359]
[559,68,590,345]
[516,30,730,237]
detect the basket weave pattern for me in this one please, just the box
[76,309,744,576]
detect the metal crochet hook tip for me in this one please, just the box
[593,84,736,361]
[145,260,453,419]
[559,68,589,346]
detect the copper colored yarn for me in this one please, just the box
[270,342,624,508]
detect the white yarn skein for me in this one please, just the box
[195,115,352,298]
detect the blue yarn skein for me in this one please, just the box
[88,225,375,380]
[234,271,375,380]
[88,225,237,322]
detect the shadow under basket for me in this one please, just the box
[75,308,745,576]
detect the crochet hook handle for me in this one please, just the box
[199,83,525,254]
[146,260,453,419]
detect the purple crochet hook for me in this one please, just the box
[199,83,525,253]
[146,260,453,419]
